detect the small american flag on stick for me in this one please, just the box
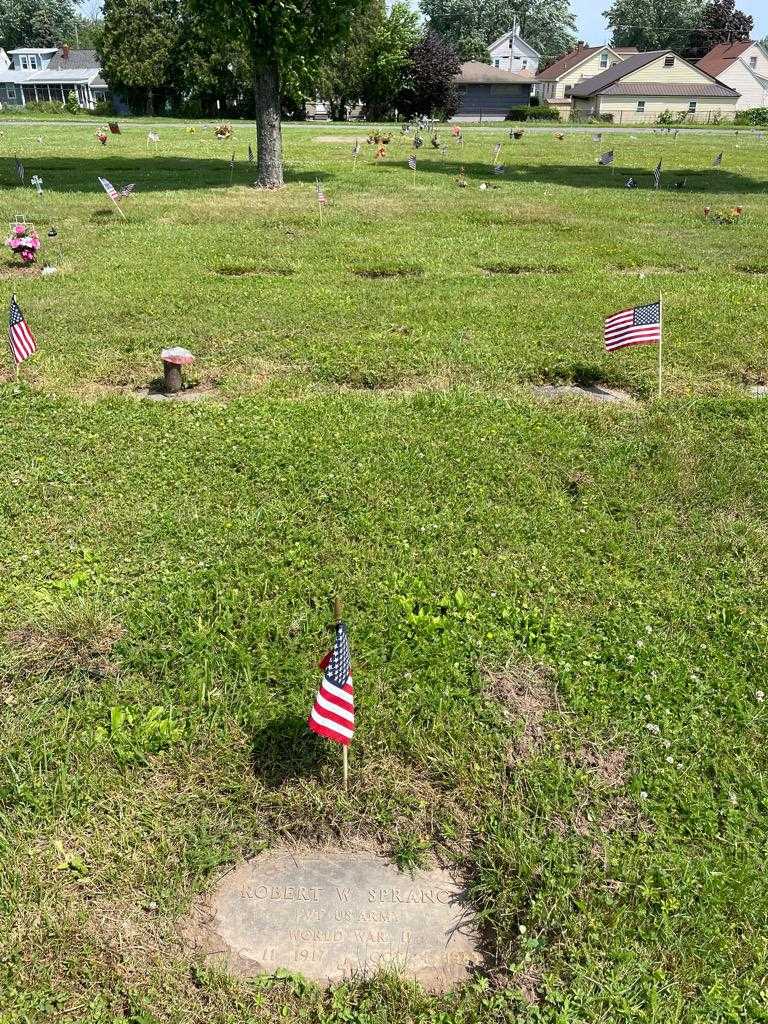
[653,160,662,189]
[308,617,355,749]
[407,154,417,171]
[248,144,254,163]
[315,179,327,205]
[712,151,723,166]
[604,301,661,351]
[598,150,614,166]
[15,157,25,183]
[9,295,37,365]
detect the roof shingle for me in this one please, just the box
[536,45,638,82]
[697,41,753,76]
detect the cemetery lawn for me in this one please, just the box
[1,121,767,1024]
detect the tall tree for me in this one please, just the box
[396,29,461,119]
[189,0,368,188]
[418,0,576,63]
[603,0,704,51]
[690,0,754,54]
[100,0,180,115]
[0,0,76,50]
[317,0,419,120]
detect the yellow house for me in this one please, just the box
[570,50,739,124]
[534,44,639,116]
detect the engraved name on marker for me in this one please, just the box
[186,851,482,991]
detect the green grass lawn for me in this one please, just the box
[1,121,767,1024]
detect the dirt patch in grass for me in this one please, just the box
[481,264,563,276]
[3,606,123,681]
[484,660,559,761]
[0,263,45,280]
[736,264,768,276]
[332,371,450,395]
[215,265,294,278]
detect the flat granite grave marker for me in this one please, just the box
[184,850,482,991]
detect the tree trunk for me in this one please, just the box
[253,60,283,188]
[146,86,154,117]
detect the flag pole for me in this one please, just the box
[333,595,348,792]
[657,292,663,399]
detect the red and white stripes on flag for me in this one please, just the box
[9,295,37,365]
[315,180,327,205]
[308,622,355,746]
[98,176,119,201]
[604,301,661,351]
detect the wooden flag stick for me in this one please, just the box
[332,595,348,792]
[657,292,663,399]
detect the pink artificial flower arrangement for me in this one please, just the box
[5,223,41,264]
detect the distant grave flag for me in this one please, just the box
[492,142,501,163]
[315,179,327,206]
[493,164,505,175]
[147,130,159,149]
[598,150,614,166]
[712,151,723,166]
[604,301,661,352]
[118,183,135,198]
[592,132,603,142]
[408,154,417,170]
[653,160,662,189]
[308,619,355,748]
[8,294,37,366]
[229,152,235,170]
[625,177,638,189]
[352,138,360,170]
[248,144,254,163]
[15,157,24,183]
[98,176,127,218]
[30,175,43,196]
[413,135,423,149]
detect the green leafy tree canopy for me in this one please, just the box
[0,0,77,50]
[603,0,705,51]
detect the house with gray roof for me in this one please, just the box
[0,45,108,110]
[453,62,533,121]
[568,49,739,123]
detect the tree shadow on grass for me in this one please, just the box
[379,158,765,194]
[2,156,331,193]
[250,711,329,790]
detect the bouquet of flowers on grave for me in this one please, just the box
[5,223,41,263]
[214,123,233,139]
[96,128,108,145]
[704,205,743,224]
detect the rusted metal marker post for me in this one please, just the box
[161,347,195,394]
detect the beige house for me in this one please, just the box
[697,41,768,111]
[569,50,739,124]
[534,43,638,115]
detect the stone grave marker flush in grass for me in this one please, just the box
[184,850,482,991]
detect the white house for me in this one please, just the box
[534,43,639,116]
[488,27,540,77]
[697,41,768,110]
[569,50,740,123]
[0,46,108,110]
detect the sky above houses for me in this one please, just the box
[572,0,767,44]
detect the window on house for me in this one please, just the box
[494,59,500,67]
[6,84,16,100]
[20,55,28,69]
[600,53,609,68]
[688,100,697,113]
[564,85,572,97]
[29,55,38,68]
[749,56,757,69]
[664,56,675,67]
[636,100,646,113]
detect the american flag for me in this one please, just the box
[9,295,37,365]
[308,621,355,746]
[604,301,661,352]
[98,176,119,201]
[713,152,723,166]
[147,130,159,144]
[229,151,235,170]
[15,157,24,183]
[653,160,662,189]
[592,132,603,142]
[315,179,327,205]
[408,154,417,171]
[248,144,254,162]
[625,177,637,189]
[493,164,505,175]
[119,183,135,198]
[598,150,614,166]
[352,139,360,157]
